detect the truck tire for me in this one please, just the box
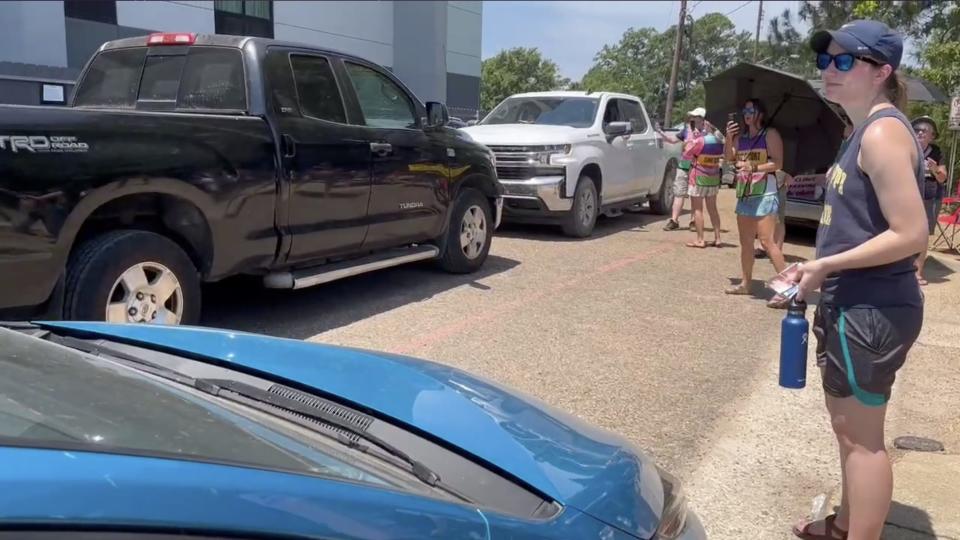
[562,176,598,237]
[437,188,492,274]
[64,230,201,325]
[649,161,677,215]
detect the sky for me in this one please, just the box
[481,1,808,81]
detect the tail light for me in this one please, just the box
[147,33,196,46]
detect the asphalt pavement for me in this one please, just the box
[202,189,960,539]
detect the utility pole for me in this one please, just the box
[664,0,687,127]
[754,0,764,62]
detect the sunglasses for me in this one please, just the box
[742,108,757,116]
[914,127,934,135]
[816,52,882,72]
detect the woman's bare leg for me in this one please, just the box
[706,195,722,244]
[691,196,705,244]
[756,213,786,274]
[736,215,758,287]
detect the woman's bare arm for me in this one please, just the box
[821,118,927,271]
[796,116,927,299]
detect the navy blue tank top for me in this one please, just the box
[815,107,924,307]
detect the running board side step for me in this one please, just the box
[263,245,440,290]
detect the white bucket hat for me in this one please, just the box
[687,107,706,118]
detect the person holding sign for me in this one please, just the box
[723,98,789,307]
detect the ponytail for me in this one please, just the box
[884,70,908,111]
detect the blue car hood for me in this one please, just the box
[39,322,664,538]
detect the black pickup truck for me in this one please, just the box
[0,33,502,325]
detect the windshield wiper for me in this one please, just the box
[44,334,469,502]
[193,379,464,496]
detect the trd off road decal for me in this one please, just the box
[0,135,89,153]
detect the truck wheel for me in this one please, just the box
[64,230,201,325]
[562,176,598,237]
[649,161,676,215]
[437,188,492,274]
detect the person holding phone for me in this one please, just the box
[722,99,789,308]
[790,21,927,540]
[911,116,947,286]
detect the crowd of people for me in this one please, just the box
[655,95,950,305]
[658,19,945,540]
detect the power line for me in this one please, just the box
[691,0,704,11]
[724,0,753,17]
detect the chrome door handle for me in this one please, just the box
[370,142,393,157]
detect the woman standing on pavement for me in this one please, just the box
[791,20,928,540]
[911,116,948,286]
[723,99,789,307]
[685,126,725,248]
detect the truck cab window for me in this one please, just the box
[138,55,186,102]
[290,55,346,124]
[73,48,147,108]
[344,62,416,129]
[602,99,623,126]
[619,100,648,133]
[177,47,246,111]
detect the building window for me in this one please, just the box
[215,0,273,39]
[64,0,117,24]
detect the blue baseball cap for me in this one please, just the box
[810,20,903,69]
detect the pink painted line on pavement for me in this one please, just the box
[392,243,676,356]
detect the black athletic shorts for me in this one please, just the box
[812,303,923,406]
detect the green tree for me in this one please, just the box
[480,48,567,112]
[580,12,751,126]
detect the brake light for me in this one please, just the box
[147,33,196,46]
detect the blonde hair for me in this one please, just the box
[883,70,908,111]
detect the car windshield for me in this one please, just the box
[0,328,390,487]
[480,97,598,128]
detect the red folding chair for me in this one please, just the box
[932,196,960,254]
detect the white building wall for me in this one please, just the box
[116,1,215,33]
[446,1,481,77]
[273,1,394,68]
[0,1,68,67]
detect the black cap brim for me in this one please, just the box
[809,29,868,56]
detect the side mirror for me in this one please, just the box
[426,101,449,128]
[605,121,632,137]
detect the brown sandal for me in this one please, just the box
[724,284,751,295]
[793,514,848,540]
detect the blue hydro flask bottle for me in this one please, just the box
[779,298,809,389]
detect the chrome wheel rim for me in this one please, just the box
[460,205,487,260]
[106,262,184,325]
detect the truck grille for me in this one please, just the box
[488,146,564,181]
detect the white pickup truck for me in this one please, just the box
[461,91,680,237]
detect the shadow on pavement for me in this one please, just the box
[923,256,954,285]
[496,207,667,242]
[200,254,520,339]
[884,501,939,539]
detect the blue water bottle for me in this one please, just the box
[779,299,809,389]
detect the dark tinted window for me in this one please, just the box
[345,62,416,129]
[73,48,147,108]
[177,47,247,110]
[138,55,186,102]
[619,99,648,133]
[290,55,346,123]
[215,0,273,38]
[64,0,117,24]
[602,99,624,124]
